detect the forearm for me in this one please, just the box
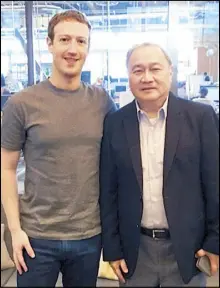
[1,169,21,232]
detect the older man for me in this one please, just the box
[99,43,219,287]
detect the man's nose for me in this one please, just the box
[67,40,78,54]
[141,70,153,82]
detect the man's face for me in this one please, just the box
[47,20,89,78]
[128,45,173,103]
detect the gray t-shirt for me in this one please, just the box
[1,80,116,240]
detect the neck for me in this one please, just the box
[49,68,81,91]
[138,96,167,118]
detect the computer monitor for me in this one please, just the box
[115,85,126,92]
[111,78,118,83]
[119,78,128,83]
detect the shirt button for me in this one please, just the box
[137,224,139,228]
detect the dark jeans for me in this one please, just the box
[17,234,101,287]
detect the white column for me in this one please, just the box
[167,1,179,96]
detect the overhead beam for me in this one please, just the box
[86,1,96,14]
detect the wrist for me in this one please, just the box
[9,226,22,234]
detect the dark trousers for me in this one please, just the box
[120,234,206,287]
[17,234,101,287]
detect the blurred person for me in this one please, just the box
[193,87,217,111]
[1,73,6,92]
[94,77,104,87]
[1,10,116,287]
[1,73,9,95]
[5,70,18,93]
[45,67,50,78]
[100,43,219,287]
[1,73,5,84]
[204,72,211,82]
[199,86,209,97]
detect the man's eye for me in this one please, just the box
[134,70,142,74]
[152,68,161,71]
[60,38,69,42]
[78,39,86,44]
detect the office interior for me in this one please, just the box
[1,1,219,287]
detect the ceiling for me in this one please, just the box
[1,1,218,46]
[1,1,219,13]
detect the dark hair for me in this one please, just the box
[126,42,172,68]
[200,87,208,98]
[48,10,91,43]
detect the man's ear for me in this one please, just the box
[47,37,53,53]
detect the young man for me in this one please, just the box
[100,43,219,287]
[1,10,116,287]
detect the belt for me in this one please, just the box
[141,227,170,239]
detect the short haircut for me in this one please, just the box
[48,10,91,43]
[126,42,172,68]
[200,87,208,97]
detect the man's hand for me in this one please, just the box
[11,229,35,275]
[110,259,128,283]
[196,249,219,276]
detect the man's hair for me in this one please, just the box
[48,10,91,43]
[126,42,172,68]
[200,87,208,98]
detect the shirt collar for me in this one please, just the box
[136,96,169,122]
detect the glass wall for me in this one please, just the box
[1,1,219,109]
[1,1,27,109]
[1,1,27,91]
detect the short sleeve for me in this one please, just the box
[1,96,26,151]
